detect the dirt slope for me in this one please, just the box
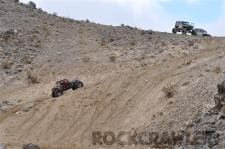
[0,0,225,148]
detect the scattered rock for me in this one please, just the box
[181,80,225,148]
[22,103,35,112]
[0,29,17,41]
[0,100,15,112]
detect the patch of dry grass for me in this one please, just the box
[22,55,32,64]
[213,66,222,74]
[100,38,106,46]
[27,71,39,84]
[82,56,90,63]
[162,83,177,98]
[130,40,136,46]
[183,57,192,66]
[1,60,11,69]
[109,55,117,62]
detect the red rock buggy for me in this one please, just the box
[52,79,83,98]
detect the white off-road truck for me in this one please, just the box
[192,28,211,37]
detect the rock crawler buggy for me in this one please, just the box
[52,79,83,98]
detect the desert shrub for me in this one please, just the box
[27,71,39,84]
[130,40,136,46]
[125,25,134,29]
[28,1,36,9]
[22,55,32,64]
[218,55,224,59]
[82,57,90,63]
[182,81,190,86]
[1,60,11,69]
[146,30,153,34]
[140,30,145,35]
[183,57,192,65]
[213,66,222,74]
[42,25,51,37]
[109,38,114,42]
[86,19,90,23]
[161,41,167,46]
[109,55,116,62]
[53,12,58,16]
[1,30,16,42]
[162,83,176,98]
[100,38,106,46]
[188,40,194,46]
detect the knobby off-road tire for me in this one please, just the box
[182,30,187,35]
[52,89,63,98]
[72,81,84,90]
[172,28,177,34]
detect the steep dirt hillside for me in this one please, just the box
[0,0,225,148]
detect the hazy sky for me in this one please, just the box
[20,0,225,36]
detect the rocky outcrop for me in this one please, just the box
[181,80,225,149]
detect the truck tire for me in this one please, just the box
[182,30,186,35]
[191,31,196,36]
[172,28,177,34]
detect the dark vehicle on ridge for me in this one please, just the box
[172,21,194,34]
[52,79,83,98]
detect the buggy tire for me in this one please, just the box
[52,89,63,98]
[72,81,84,90]
[77,81,84,88]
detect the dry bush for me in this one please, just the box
[218,55,224,59]
[100,38,106,46]
[130,40,136,46]
[22,55,32,64]
[27,71,39,84]
[28,1,36,9]
[213,66,222,74]
[140,30,145,35]
[86,19,90,23]
[42,25,51,37]
[183,57,192,65]
[182,81,190,86]
[30,13,36,17]
[53,12,57,16]
[162,83,177,98]
[161,41,167,46]
[109,38,114,42]
[82,56,90,63]
[109,55,116,62]
[1,60,12,69]
[125,25,134,29]
[188,40,194,46]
